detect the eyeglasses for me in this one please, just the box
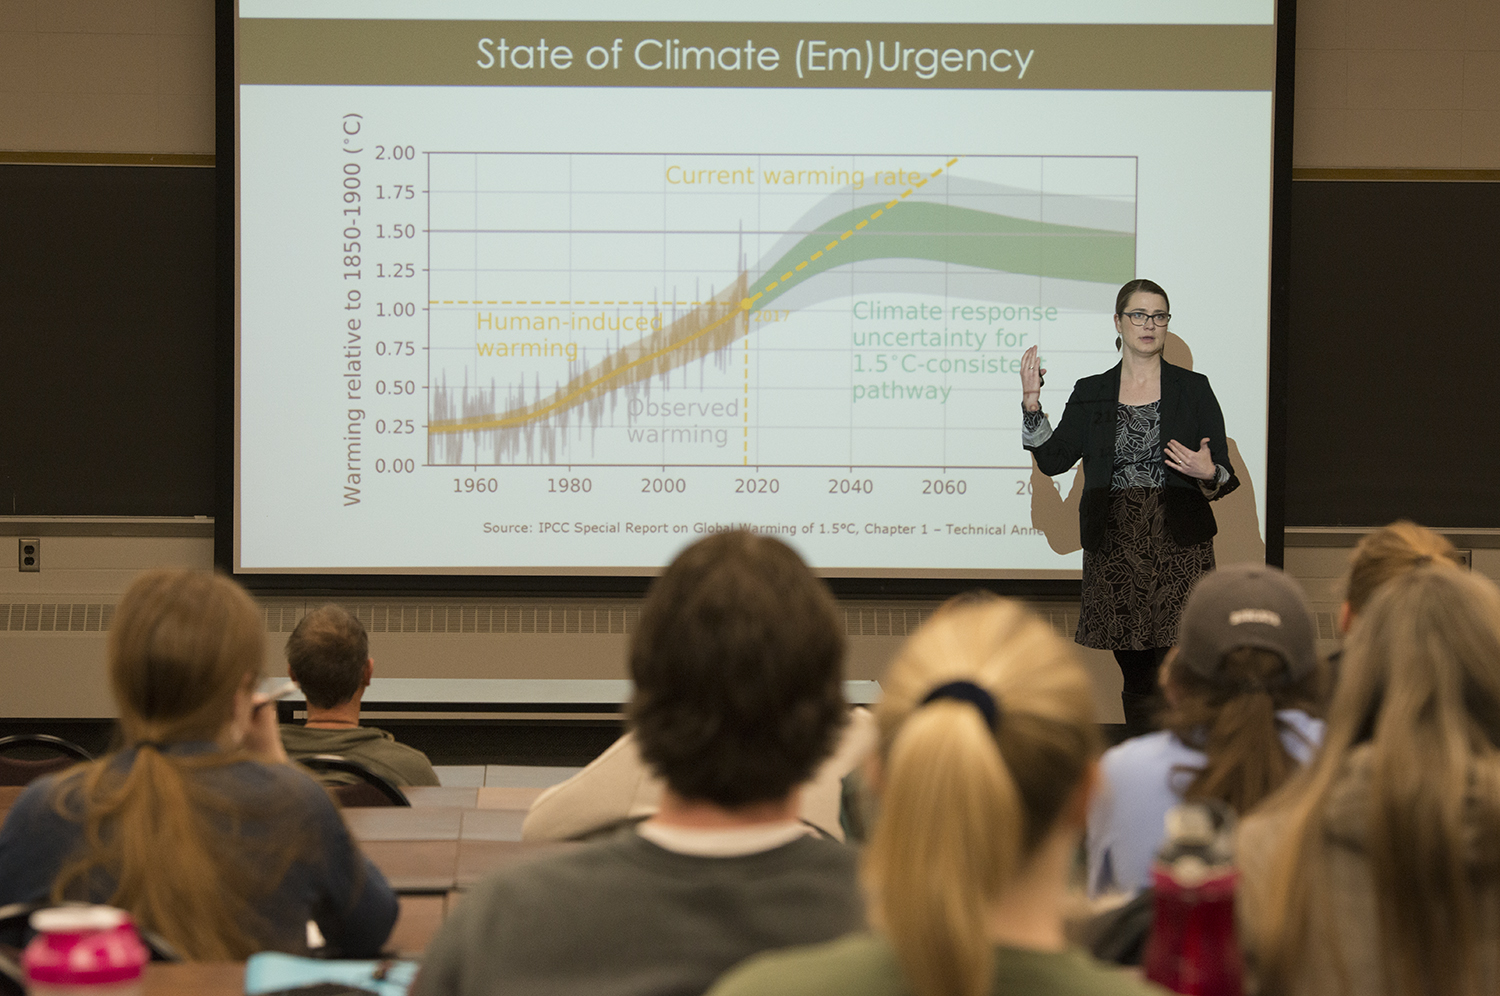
[1121,311,1170,328]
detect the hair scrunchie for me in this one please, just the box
[920,680,1001,732]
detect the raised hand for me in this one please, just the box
[1020,345,1046,411]
[1165,436,1216,480]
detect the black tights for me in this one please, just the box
[1114,647,1170,738]
[1113,647,1170,696]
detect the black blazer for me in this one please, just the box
[1025,360,1239,553]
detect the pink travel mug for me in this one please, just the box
[23,906,148,996]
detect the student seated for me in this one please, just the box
[519,708,878,842]
[411,531,864,996]
[1086,564,1323,896]
[709,599,1163,996]
[279,603,440,787]
[1338,519,1465,634]
[0,569,397,960]
[1237,564,1500,996]
[1321,520,1468,687]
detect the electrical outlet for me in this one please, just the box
[1455,549,1474,570]
[18,537,40,572]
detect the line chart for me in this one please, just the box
[423,152,1136,468]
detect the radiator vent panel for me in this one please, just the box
[0,601,1077,639]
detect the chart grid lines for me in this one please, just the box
[422,151,1136,470]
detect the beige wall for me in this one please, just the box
[1,3,1497,719]
[1296,0,1500,167]
[0,529,1126,720]
[0,0,214,155]
[7,526,1500,722]
[1,1,1498,167]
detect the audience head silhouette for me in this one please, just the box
[628,530,847,808]
[45,570,351,960]
[110,567,265,746]
[1341,518,1463,628]
[1246,561,1500,996]
[1160,564,1321,814]
[56,573,295,960]
[285,603,370,709]
[864,600,1101,996]
[414,532,864,996]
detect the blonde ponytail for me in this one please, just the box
[864,601,1101,996]
[867,703,1020,996]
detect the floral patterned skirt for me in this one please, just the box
[1077,487,1215,651]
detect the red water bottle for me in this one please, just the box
[1142,803,1243,996]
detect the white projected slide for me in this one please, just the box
[235,2,1277,576]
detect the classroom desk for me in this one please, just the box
[345,807,464,841]
[361,839,459,893]
[276,677,882,718]
[145,962,243,994]
[402,785,546,809]
[402,785,478,807]
[346,805,581,893]
[457,840,580,888]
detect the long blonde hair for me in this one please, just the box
[1345,520,1462,614]
[1255,564,1500,996]
[52,569,307,960]
[864,601,1101,996]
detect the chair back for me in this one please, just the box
[0,735,94,787]
[299,755,410,807]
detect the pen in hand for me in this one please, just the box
[244,681,298,763]
[253,680,299,712]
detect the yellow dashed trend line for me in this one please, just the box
[431,299,752,306]
[724,156,958,310]
[432,156,960,433]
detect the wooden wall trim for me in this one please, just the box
[1293,168,1500,183]
[0,153,215,167]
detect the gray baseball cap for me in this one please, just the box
[1177,564,1317,682]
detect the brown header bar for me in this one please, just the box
[240,20,1273,91]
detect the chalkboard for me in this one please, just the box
[1284,180,1500,527]
[2,165,1496,529]
[0,165,215,516]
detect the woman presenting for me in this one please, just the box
[1020,278,1237,736]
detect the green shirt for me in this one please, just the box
[708,933,1168,996]
[279,724,440,787]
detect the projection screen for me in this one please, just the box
[229,0,1284,582]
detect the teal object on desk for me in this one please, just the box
[244,951,419,996]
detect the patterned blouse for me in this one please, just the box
[1113,401,1164,489]
[1021,401,1231,493]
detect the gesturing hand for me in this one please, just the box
[1020,345,1046,410]
[1165,437,1216,481]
